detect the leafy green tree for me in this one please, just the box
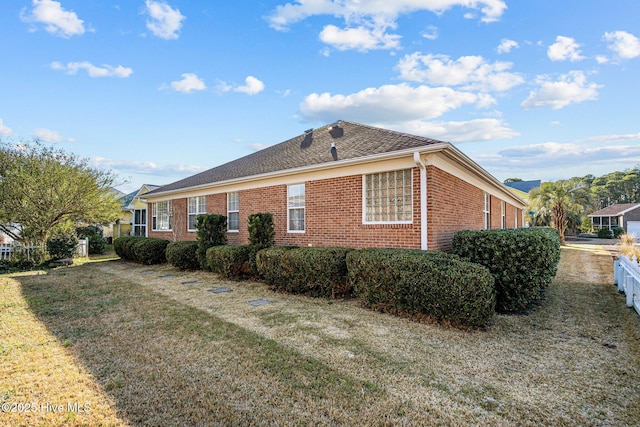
[529,181,590,245]
[0,141,121,247]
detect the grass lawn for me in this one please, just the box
[1,245,640,426]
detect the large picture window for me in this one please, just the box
[288,184,305,232]
[152,201,172,231]
[188,196,206,231]
[227,192,239,232]
[364,169,412,223]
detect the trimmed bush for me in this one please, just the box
[114,236,144,261]
[166,241,200,270]
[248,213,275,247]
[347,249,495,328]
[196,214,227,270]
[46,234,78,260]
[132,238,170,265]
[597,227,613,239]
[207,245,254,280]
[257,247,353,298]
[612,226,625,239]
[452,227,561,313]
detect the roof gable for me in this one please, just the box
[588,203,640,217]
[145,121,446,196]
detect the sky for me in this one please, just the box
[1,0,640,194]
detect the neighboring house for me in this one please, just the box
[113,184,161,238]
[144,121,527,251]
[588,203,640,236]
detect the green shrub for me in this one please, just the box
[76,225,106,254]
[452,227,561,313]
[258,247,353,298]
[196,214,227,270]
[248,213,275,247]
[46,234,78,260]
[597,227,613,239]
[255,246,297,285]
[132,238,170,265]
[166,241,200,270]
[347,249,495,328]
[207,245,253,280]
[612,226,625,239]
[114,236,144,260]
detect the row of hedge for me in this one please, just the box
[114,227,561,328]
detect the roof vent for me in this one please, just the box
[304,128,313,135]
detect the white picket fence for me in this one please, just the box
[614,255,640,316]
[0,238,88,261]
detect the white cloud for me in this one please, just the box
[20,0,85,38]
[595,55,609,64]
[521,71,601,110]
[396,118,519,142]
[145,0,185,40]
[50,61,133,78]
[547,36,585,62]
[603,30,640,59]
[234,76,265,95]
[299,83,490,124]
[267,0,506,51]
[396,53,524,92]
[217,76,265,96]
[421,25,438,40]
[497,38,518,54]
[319,24,401,51]
[584,132,640,143]
[33,128,75,143]
[90,157,206,176]
[162,73,206,93]
[0,119,13,137]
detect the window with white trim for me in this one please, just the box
[152,201,172,231]
[364,169,413,223]
[287,184,305,232]
[227,192,239,232]
[133,209,146,236]
[188,196,206,231]
[515,207,518,228]
[501,201,506,229]
[483,193,491,229]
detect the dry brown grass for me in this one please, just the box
[2,246,640,426]
[619,233,640,259]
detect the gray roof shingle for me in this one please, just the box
[146,121,447,195]
[589,203,640,217]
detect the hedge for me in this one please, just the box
[166,241,200,270]
[347,249,495,328]
[451,227,561,313]
[207,245,254,280]
[257,247,353,298]
[114,236,169,265]
[196,214,227,270]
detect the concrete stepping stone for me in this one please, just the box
[181,281,200,286]
[159,274,173,279]
[140,270,154,275]
[248,299,270,307]
[208,288,232,294]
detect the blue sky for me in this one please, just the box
[1,0,639,193]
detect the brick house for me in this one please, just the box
[143,121,526,251]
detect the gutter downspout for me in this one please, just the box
[413,152,428,250]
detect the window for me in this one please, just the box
[515,207,518,228]
[364,169,412,223]
[227,192,239,232]
[288,184,305,232]
[152,201,172,231]
[133,209,146,236]
[188,196,207,231]
[501,201,506,229]
[483,193,491,229]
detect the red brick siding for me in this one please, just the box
[426,166,484,252]
[147,165,522,251]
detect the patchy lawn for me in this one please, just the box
[1,245,640,426]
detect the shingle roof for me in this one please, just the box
[146,121,447,196]
[503,180,541,193]
[589,203,640,217]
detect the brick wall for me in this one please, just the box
[148,165,522,251]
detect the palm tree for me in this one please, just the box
[529,181,589,245]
